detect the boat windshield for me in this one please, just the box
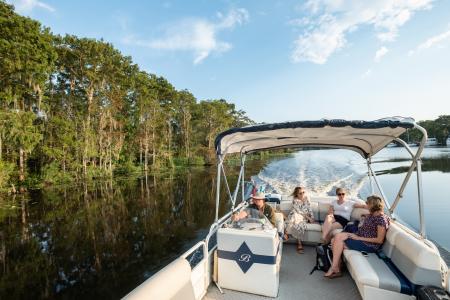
[228,208,275,231]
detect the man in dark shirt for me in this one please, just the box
[232,192,276,226]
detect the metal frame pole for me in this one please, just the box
[367,158,374,194]
[389,126,427,237]
[368,163,392,217]
[390,138,416,213]
[416,158,426,237]
[232,164,244,210]
[241,154,246,203]
[220,164,234,204]
[215,158,222,222]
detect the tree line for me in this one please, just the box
[400,115,450,145]
[0,2,253,191]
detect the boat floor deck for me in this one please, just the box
[204,244,361,300]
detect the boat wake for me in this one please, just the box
[252,149,370,198]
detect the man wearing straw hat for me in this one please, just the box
[232,192,285,238]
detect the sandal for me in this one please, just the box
[296,243,304,254]
[324,268,339,277]
[327,272,342,279]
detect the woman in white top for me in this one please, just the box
[321,187,367,243]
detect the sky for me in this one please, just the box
[8,0,450,123]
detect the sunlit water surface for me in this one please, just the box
[0,147,449,299]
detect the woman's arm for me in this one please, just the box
[349,226,387,244]
[353,203,368,209]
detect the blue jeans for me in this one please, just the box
[345,239,377,253]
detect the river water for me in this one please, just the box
[0,146,449,299]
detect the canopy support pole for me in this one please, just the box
[241,153,246,203]
[416,158,426,237]
[215,157,223,222]
[390,125,427,238]
[390,138,417,214]
[367,158,374,194]
[220,164,234,205]
[232,160,245,210]
[368,163,392,217]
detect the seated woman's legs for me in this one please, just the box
[321,214,334,240]
[324,232,348,277]
[322,215,342,243]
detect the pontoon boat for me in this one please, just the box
[123,117,450,300]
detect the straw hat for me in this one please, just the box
[252,192,266,200]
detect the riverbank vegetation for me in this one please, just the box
[0,2,253,191]
[401,115,450,145]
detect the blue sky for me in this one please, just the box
[9,0,450,123]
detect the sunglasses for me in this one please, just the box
[337,193,345,196]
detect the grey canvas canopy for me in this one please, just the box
[215,117,415,158]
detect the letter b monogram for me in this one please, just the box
[239,253,251,262]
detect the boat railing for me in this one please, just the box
[123,238,212,300]
[181,241,209,300]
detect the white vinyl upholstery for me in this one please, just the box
[122,258,195,300]
[279,197,368,243]
[217,227,281,297]
[389,225,442,286]
[344,222,444,299]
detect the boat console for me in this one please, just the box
[217,210,282,297]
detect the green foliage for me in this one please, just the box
[42,161,74,185]
[0,160,15,188]
[113,160,141,176]
[189,156,205,166]
[0,1,56,109]
[4,111,42,153]
[399,115,450,145]
[0,4,254,189]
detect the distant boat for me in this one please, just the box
[387,142,398,147]
[425,138,438,146]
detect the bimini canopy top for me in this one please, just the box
[215,117,416,158]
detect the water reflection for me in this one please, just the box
[375,156,450,175]
[0,168,238,299]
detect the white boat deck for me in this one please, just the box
[204,244,361,300]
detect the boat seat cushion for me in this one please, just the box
[278,198,368,243]
[344,250,413,295]
[344,222,444,297]
[388,225,442,286]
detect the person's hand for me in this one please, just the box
[327,206,334,215]
[348,233,359,240]
[231,213,239,222]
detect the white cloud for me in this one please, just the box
[125,8,249,64]
[374,46,389,62]
[291,0,433,64]
[409,28,450,55]
[9,0,55,13]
